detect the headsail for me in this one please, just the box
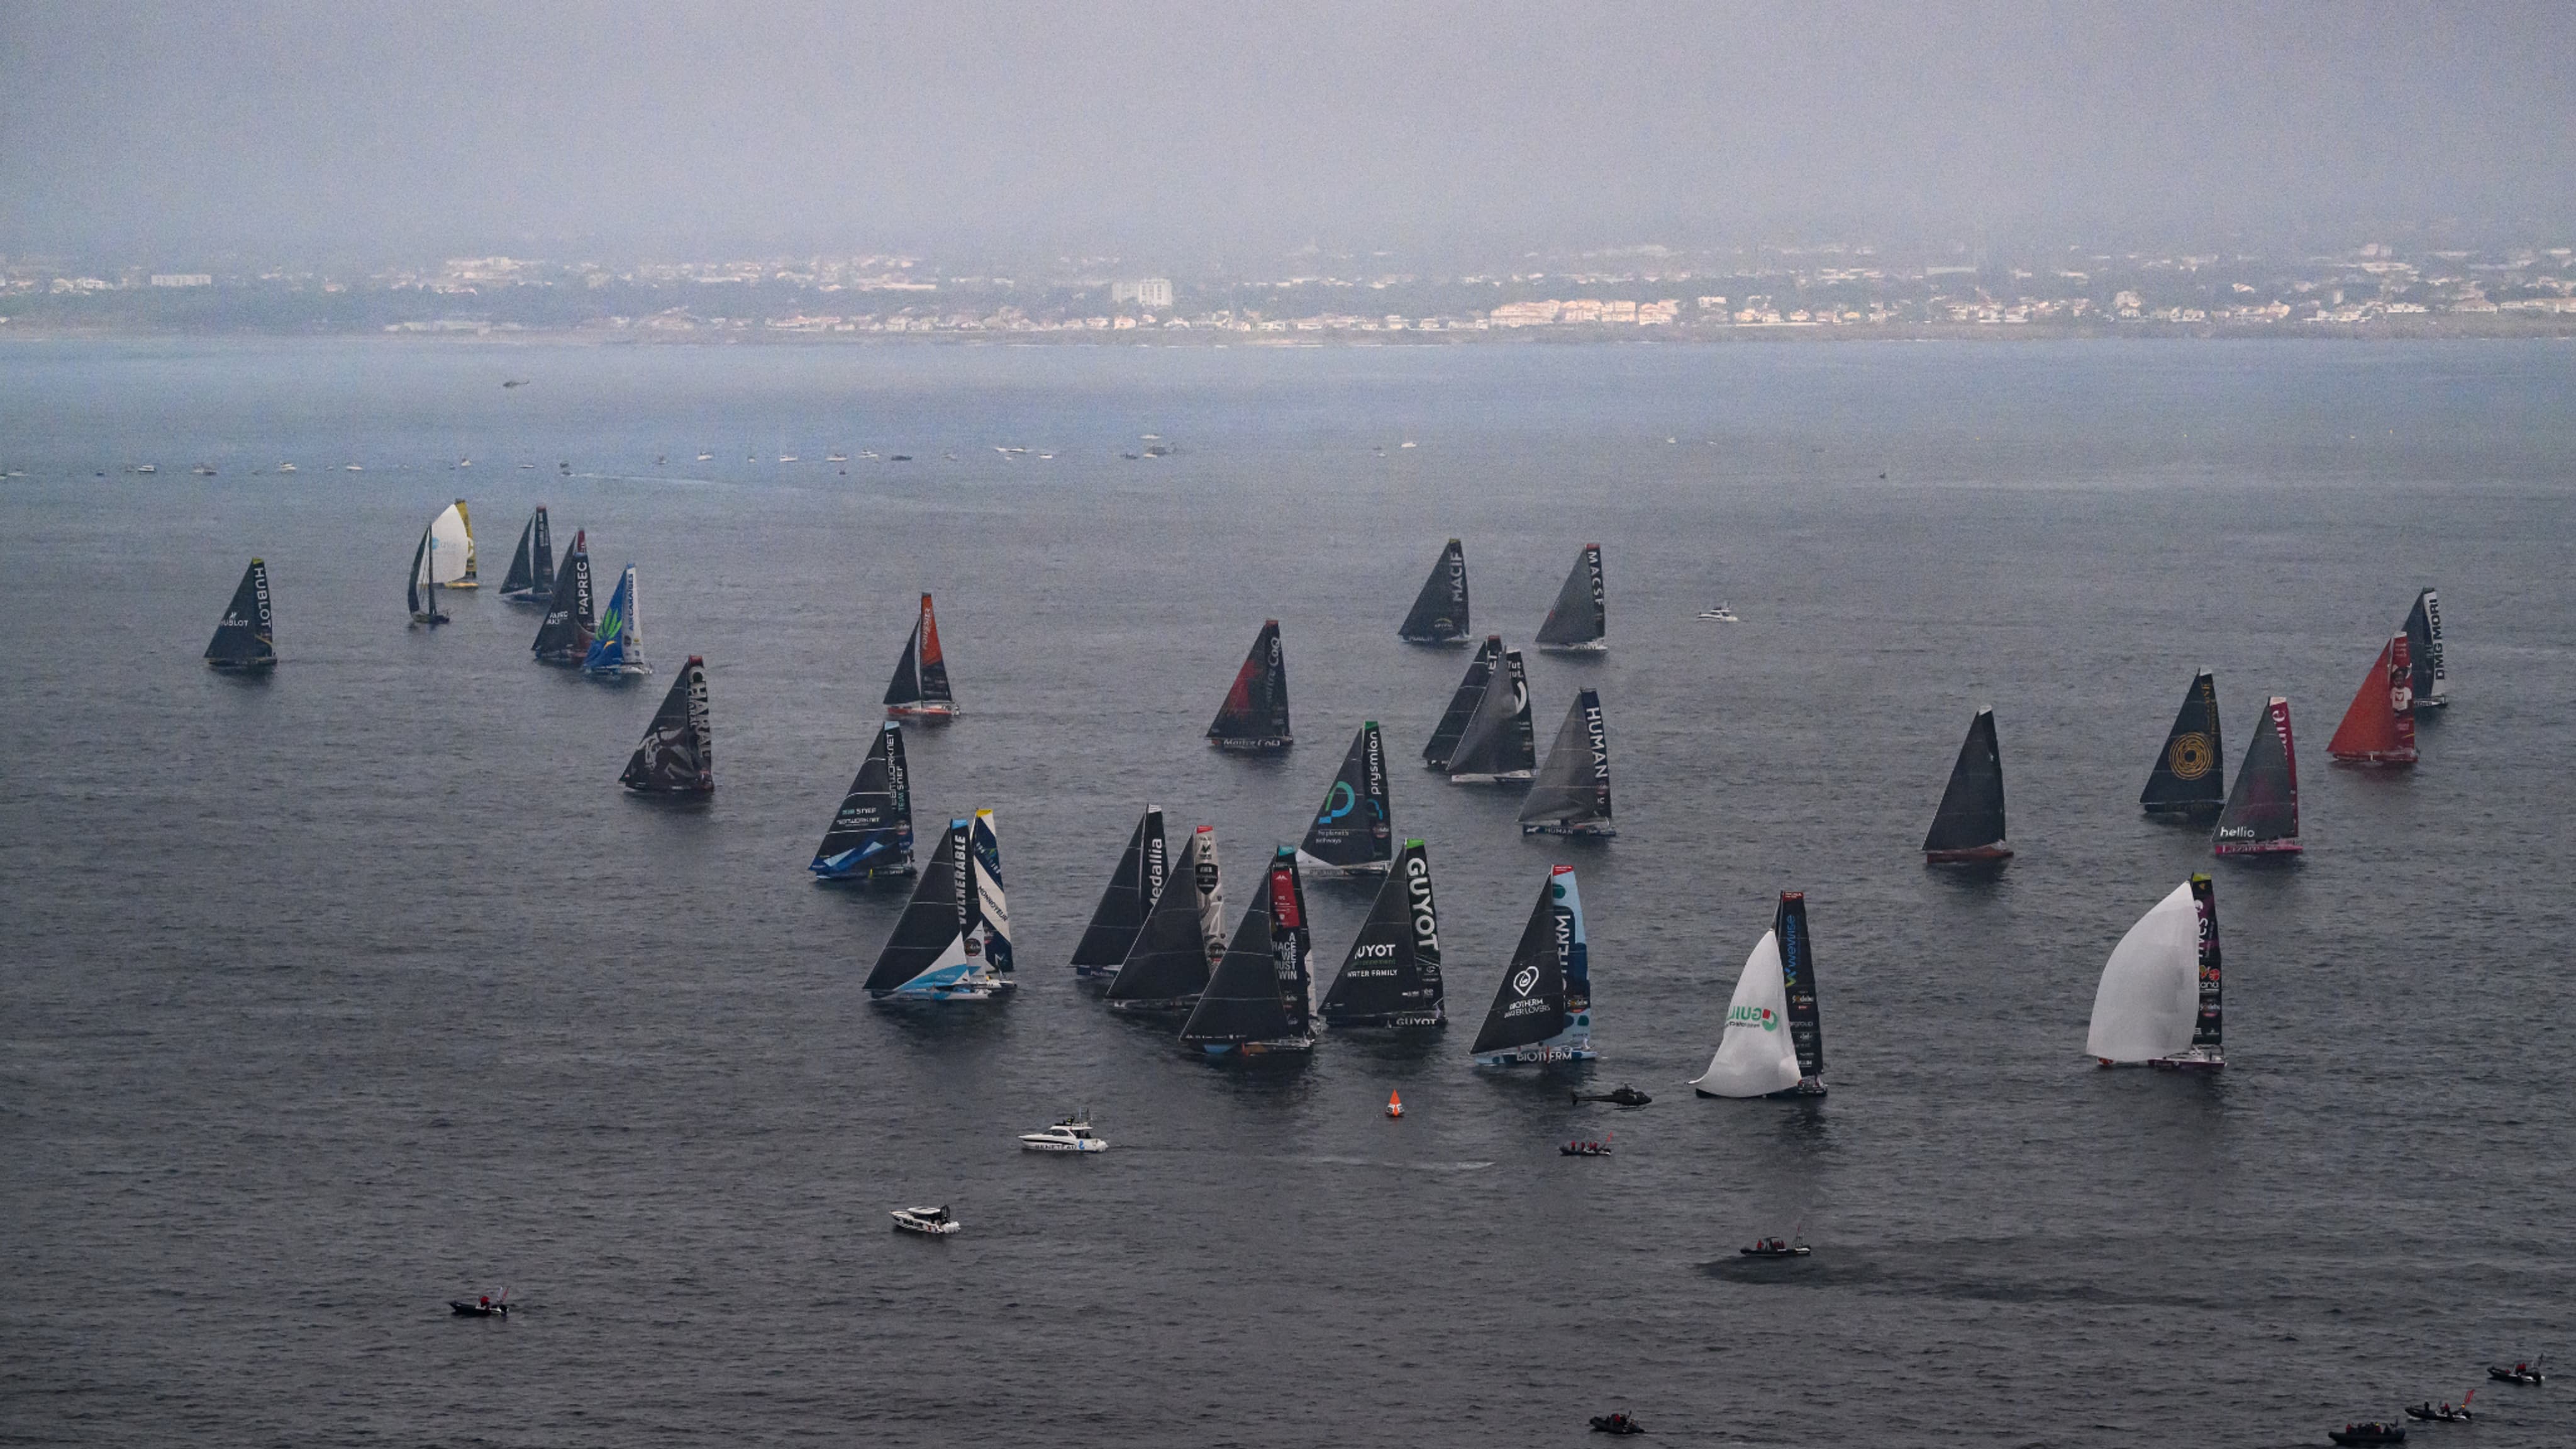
[1535,542,1606,650]
[1299,722,1393,870]
[1397,538,1472,643]
[863,819,1008,1000]
[2402,588,2448,708]
[408,525,448,626]
[1519,689,1614,835]
[810,721,915,879]
[1321,840,1446,1028]
[499,506,554,601]
[618,655,713,794]
[2213,697,2301,855]
[1446,647,1535,782]
[582,565,649,677]
[2140,670,2226,816]
[884,594,957,716]
[429,501,474,586]
[1689,930,1799,1097]
[1422,635,1500,770]
[455,501,477,585]
[1073,807,1167,974]
[969,809,1013,974]
[1208,619,1292,750]
[1471,864,1594,1063]
[531,531,595,664]
[1922,708,2010,860]
[1106,827,1218,1011]
[2327,633,2418,765]
[205,558,276,669]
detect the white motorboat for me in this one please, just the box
[1019,1116,1107,1153]
[891,1204,959,1236]
[1697,604,1740,622]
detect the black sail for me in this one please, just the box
[1922,708,2008,855]
[1207,619,1292,748]
[2404,588,2448,707]
[1179,893,1292,1046]
[532,535,595,664]
[1775,892,1826,1080]
[619,655,714,794]
[1423,636,1500,769]
[500,506,554,599]
[809,721,914,877]
[1518,689,1613,831]
[1107,830,1214,1010]
[1321,839,1446,1028]
[2188,874,2222,1050]
[2140,670,2226,815]
[1397,538,1472,643]
[863,820,972,995]
[1300,722,1393,869]
[884,595,955,709]
[1073,807,1168,971]
[204,558,276,667]
[2213,696,2301,853]
[1535,542,1606,648]
[1446,647,1535,780]
[1469,871,1571,1056]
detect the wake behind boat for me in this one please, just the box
[449,1289,509,1317]
[891,1204,958,1236]
[1739,1238,1810,1258]
[1572,1085,1651,1106]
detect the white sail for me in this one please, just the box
[428,502,473,584]
[2085,881,2199,1062]
[1192,826,1227,969]
[1690,930,1801,1097]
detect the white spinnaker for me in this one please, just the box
[2085,881,2199,1062]
[428,503,473,584]
[1690,930,1801,1097]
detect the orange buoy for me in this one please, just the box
[1386,1091,1404,1119]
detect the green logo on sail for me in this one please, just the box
[1727,1004,1779,1031]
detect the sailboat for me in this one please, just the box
[1422,635,1500,771]
[2402,588,2448,709]
[809,721,915,880]
[2141,670,2226,817]
[1298,722,1393,873]
[1470,864,1597,1067]
[530,530,596,665]
[1208,620,1292,751]
[582,565,650,678]
[204,558,276,670]
[1447,646,1535,782]
[1690,892,1827,1097]
[1106,826,1223,1012]
[2085,875,2223,1070]
[1397,538,1472,643]
[862,818,1011,1001]
[1922,708,2011,862]
[497,505,555,602]
[2327,633,2418,765]
[432,500,477,588]
[407,522,450,626]
[2212,697,2301,856]
[1319,838,1446,1028]
[883,593,958,719]
[1535,542,1607,652]
[1072,807,1167,976]
[969,809,1013,975]
[1179,847,1317,1056]
[619,656,714,794]
[1519,689,1614,836]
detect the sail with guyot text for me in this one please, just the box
[1423,636,1499,769]
[1320,839,1445,1028]
[1398,538,1471,643]
[1301,722,1392,868]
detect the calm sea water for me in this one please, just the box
[3,338,2572,1447]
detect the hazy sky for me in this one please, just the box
[5,1,2572,263]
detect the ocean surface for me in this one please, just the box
[3,337,2571,1448]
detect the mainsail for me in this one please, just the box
[1690,930,1799,1097]
[1106,826,1218,1011]
[2086,875,2222,1068]
[1923,708,2011,861]
[2213,697,2301,855]
[1179,889,1299,1053]
[429,501,474,586]
[498,505,554,601]
[810,721,916,879]
[204,558,276,669]
[1519,689,1614,835]
[619,655,714,794]
[1470,864,1595,1065]
[969,809,1013,974]
[1299,721,1393,871]
[582,564,649,677]
[407,524,448,626]
[1446,647,1535,782]
[2140,670,2227,816]
[1208,619,1292,750]
[2402,587,2448,708]
[2327,633,2418,765]
[1320,839,1446,1028]
[1422,635,1500,770]
[1397,538,1472,643]
[1535,542,1606,650]
[863,819,1009,1000]
[531,530,595,664]
[1267,847,1315,1040]
[1072,807,1167,975]
[1777,892,1827,1091]
[884,593,957,717]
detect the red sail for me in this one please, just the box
[917,594,944,670]
[2326,633,2418,765]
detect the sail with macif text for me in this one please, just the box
[1472,864,1595,1065]
[205,558,276,669]
[582,565,649,677]
[498,505,554,601]
[619,656,714,795]
[2213,697,2301,855]
[1447,647,1535,782]
[810,721,915,880]
[1423,635,1500,770]
[1072,807,1167,975]
[863,818,1009,1001]
[1299,722,1393,871]
[1208,619,1292,750]
[1923,708,2010,861]
[2141,670,2226,816]
[531,531,594,663]
[1398,538,1472,643]
[1321,839,1446,1028]
[884,593,957,718]
[1107,826,1220,1012]
[2327,633,2418,765]
[1535,542,1606,650]
[2402,588,2448,709]
[1519,688,1614,835]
